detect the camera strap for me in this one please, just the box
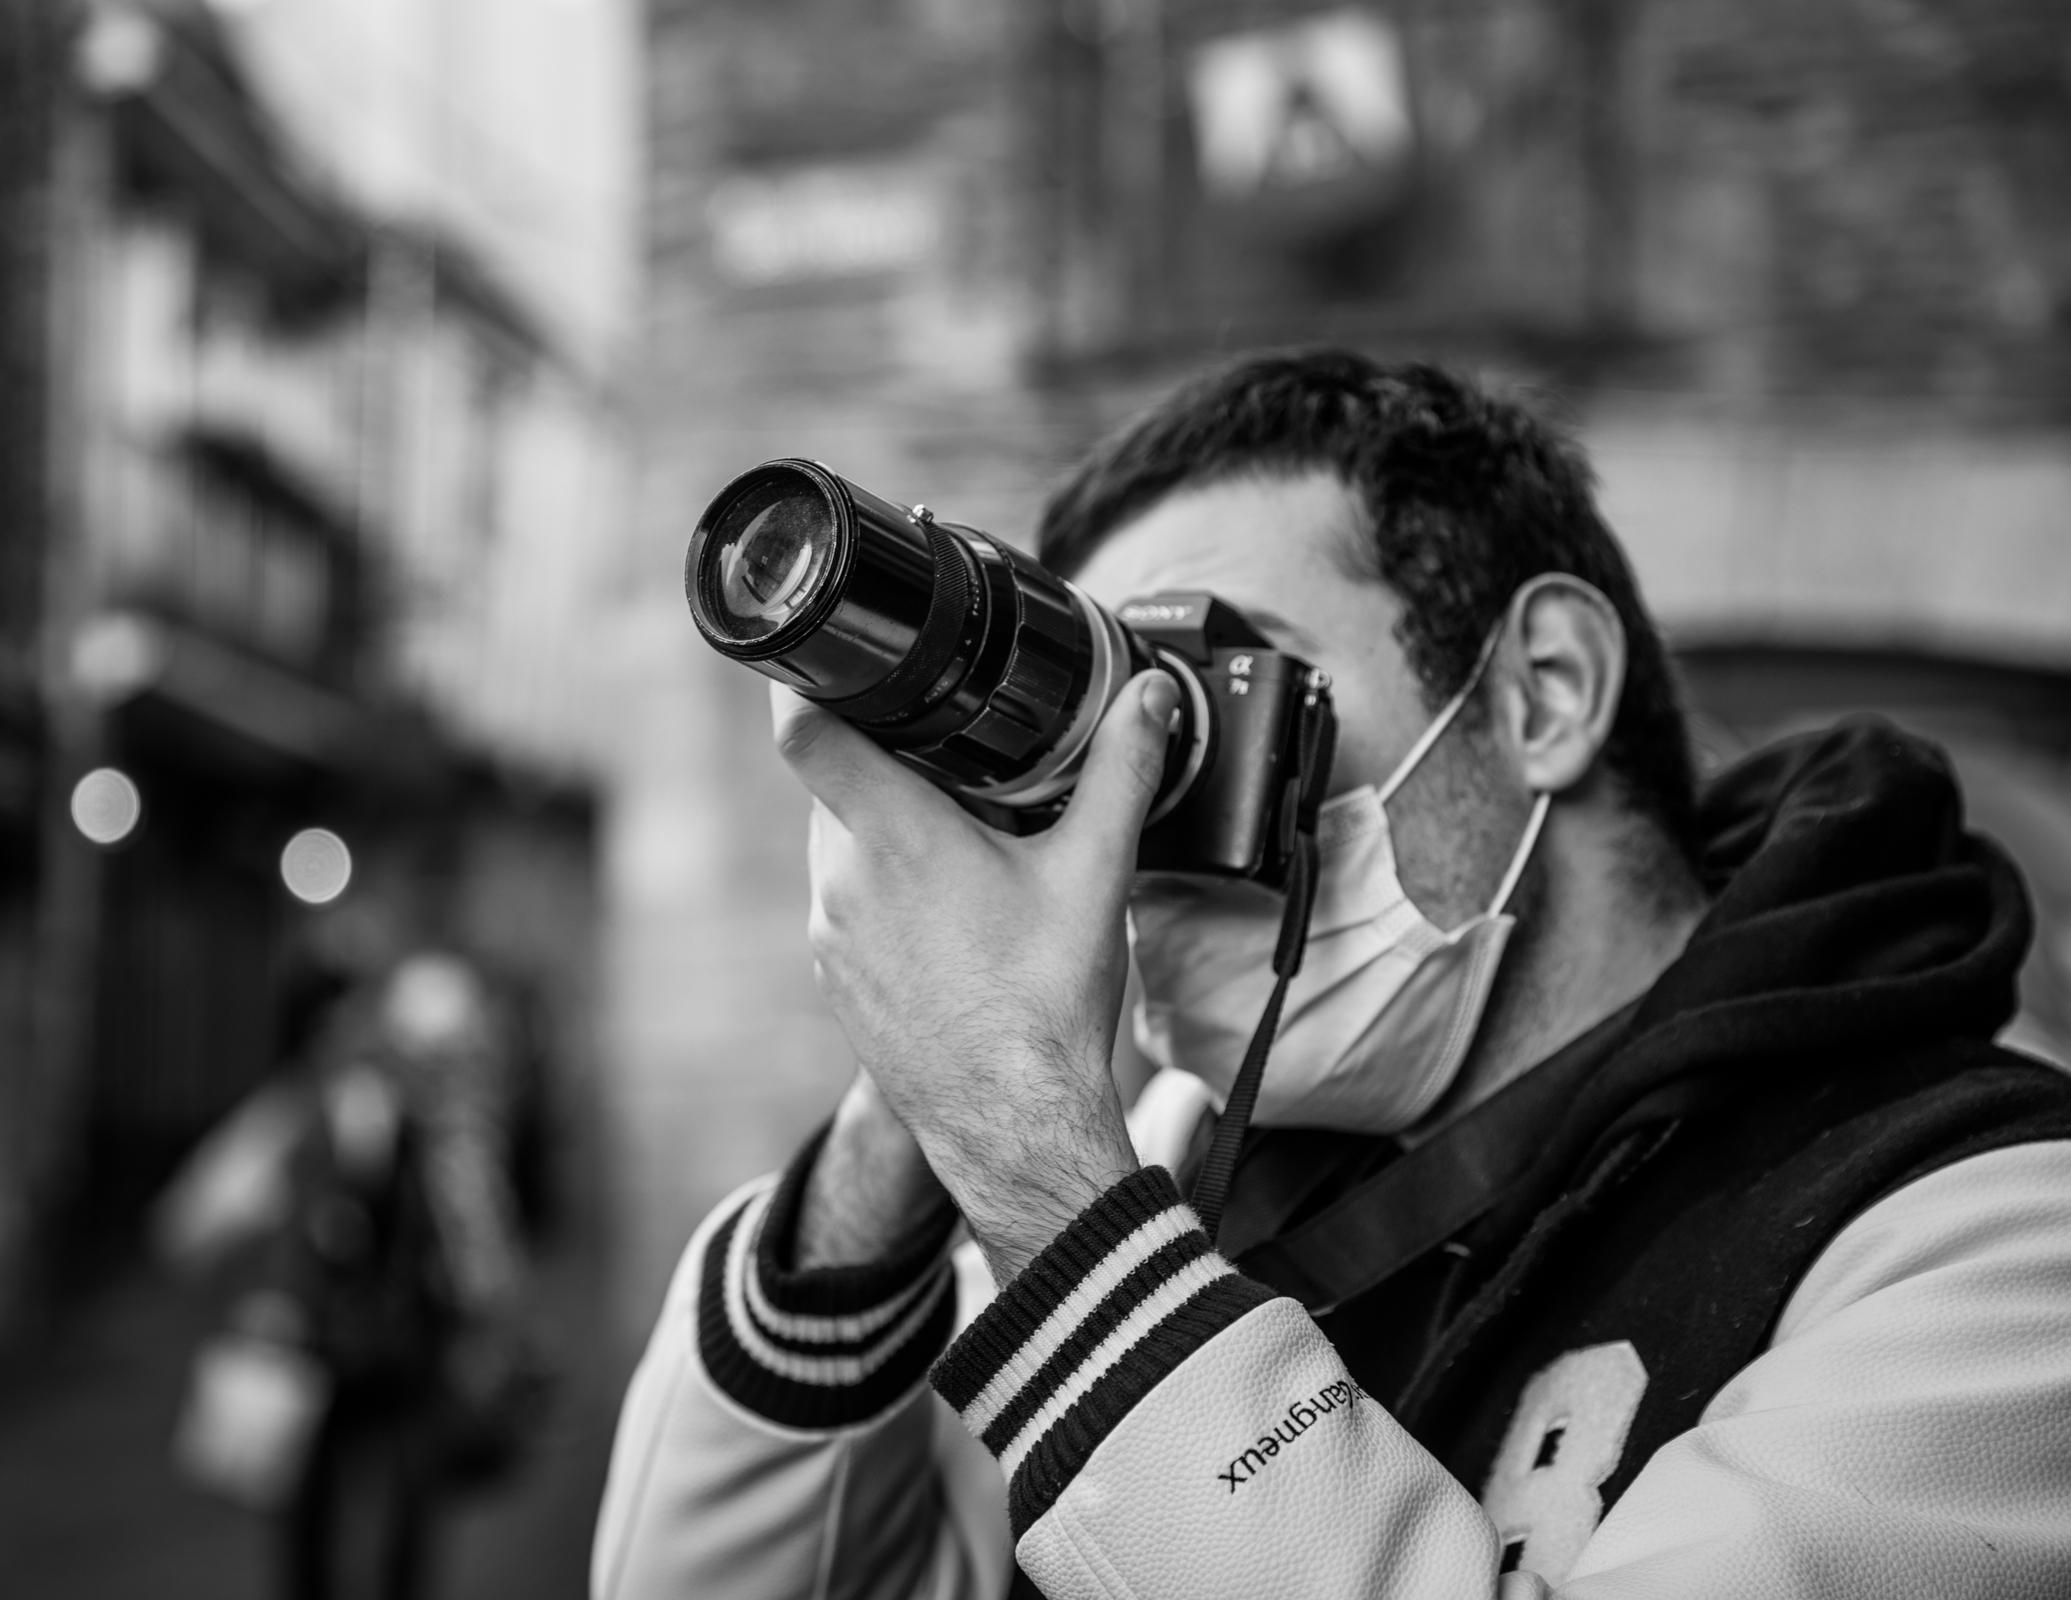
[1188,825,1320,1244]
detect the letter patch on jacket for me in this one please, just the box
[1479,1342,1648,1583]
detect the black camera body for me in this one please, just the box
[1119,593,1335,886]
[684,461,1336,890]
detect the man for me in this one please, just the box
[593,353,2071,1598]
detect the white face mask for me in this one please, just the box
[1129,637,1548,1135]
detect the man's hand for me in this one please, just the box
[775,670,1182,1285]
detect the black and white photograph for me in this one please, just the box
[2,2,2068,1597]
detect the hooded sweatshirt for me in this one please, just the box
[593,721,2071,1600]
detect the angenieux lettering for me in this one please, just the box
[1215,1379,1368,1493]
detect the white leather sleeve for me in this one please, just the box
[588,1080,1207,1600]
[933,1142,2071,1600]
[1560,1137,2071,1599]
[591,1175,1013,1600]
[930,1164,1517,1600]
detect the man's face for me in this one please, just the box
[1072,469,1527,929]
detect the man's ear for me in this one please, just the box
[1495,575,1625,795]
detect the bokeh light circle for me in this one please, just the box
[281,828,353,905]
[70,768,143,846]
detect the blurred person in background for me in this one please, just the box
[594,353,2071,1598]
[160,943,549,1600]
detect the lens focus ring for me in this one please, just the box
[820,516,976,727]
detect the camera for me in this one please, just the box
[683,460,1336,889]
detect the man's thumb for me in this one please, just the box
[1058,670,1182,867]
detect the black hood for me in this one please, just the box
[1547,716,2032,1168]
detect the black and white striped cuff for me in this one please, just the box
[929,1166,1276,1537]
[696,1134,959,1429]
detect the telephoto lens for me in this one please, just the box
[685,460,1206,818]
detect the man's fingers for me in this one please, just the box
[771,684,944,832]
[1055,671,1182,874]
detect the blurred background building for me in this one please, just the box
[3,2,639,1591]
[0,0,636,1335]
[618,0,2071,1327]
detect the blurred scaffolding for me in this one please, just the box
[613,0,2071,1328]
[0,0,638,1335]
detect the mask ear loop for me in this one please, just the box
[1487,791,1550,917]
[1470,574,1567,917]
[1375,624,1507,808]
[1380,615,1547,921]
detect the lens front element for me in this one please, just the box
[720,504,815,621]
[705,475,839,641]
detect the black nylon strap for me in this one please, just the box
[1189,831,1318,1244]
[1210,1128,1395,1263]
[1232,999,1636,1310]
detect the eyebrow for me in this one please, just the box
[1237,603,1319,654]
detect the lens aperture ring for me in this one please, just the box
[963,583,1130,809]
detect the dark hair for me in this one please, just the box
[1038,350,1698,854]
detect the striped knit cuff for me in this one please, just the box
[696,1131,959,1429]
[929,1166,1276,1538]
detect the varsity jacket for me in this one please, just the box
[594,722,2071,1599]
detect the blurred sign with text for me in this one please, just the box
[707,162,943,287]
